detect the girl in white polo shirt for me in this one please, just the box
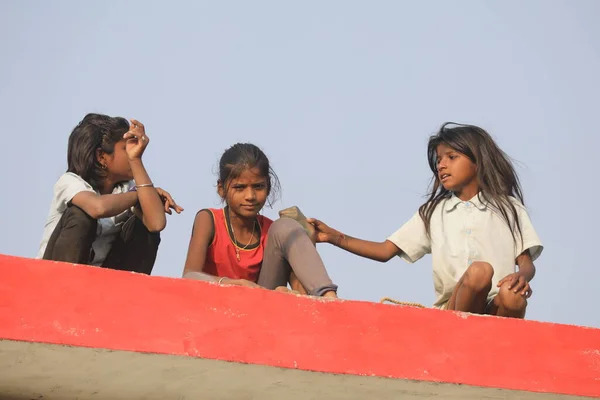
[309,123,542,318]
[38,113,183,274]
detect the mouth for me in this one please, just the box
[440,173,451,182]
[241,204,258,210]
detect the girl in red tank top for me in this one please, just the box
[183,143,337,297]
[201,207,272,282]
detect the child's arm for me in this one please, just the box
[497,250,536,298]
[124,120,167,232]
[497,199,543,298]
[307,218,401,262]
[183,211,260,288]
[516,251,536,282]
[71,191,139,219]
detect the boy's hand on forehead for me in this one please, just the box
[124,119,149,160]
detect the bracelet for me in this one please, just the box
[218,277,227,284]
[136,183,154,188]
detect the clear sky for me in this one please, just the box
[1,0,598,328]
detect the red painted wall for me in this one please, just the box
[0,254,598,397]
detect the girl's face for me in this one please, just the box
[219,167,269,219]
[436,143,478,196]
[101,139,133,183]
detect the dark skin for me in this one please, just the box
[308,143,535,318]
[183,168,300,293]
[71,119,183,232]
[183,167,326,296]
[183,168,267,288]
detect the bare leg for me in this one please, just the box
[447,262,493,314]
[487,282,527,318]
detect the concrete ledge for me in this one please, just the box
[0,339,588,400]
[0,254,599,398]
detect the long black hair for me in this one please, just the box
[418,122,524,244]
[66,113,129,190]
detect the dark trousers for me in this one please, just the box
[42,205,160,275]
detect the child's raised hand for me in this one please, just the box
[497,272,532,298]
[123,119,149,160]
[306,218,339,244]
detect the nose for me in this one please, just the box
[245,187,256,201]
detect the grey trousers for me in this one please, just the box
[257,218,338,296]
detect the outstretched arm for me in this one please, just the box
[307,218,401,262]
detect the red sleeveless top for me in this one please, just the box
[202,208,273,282]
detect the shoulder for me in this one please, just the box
[55,172,93,190]
[504,196,530,219]
[53,173,95,202]
[507,196,526,210]
[195,208,219,224]
[191,209,218,242]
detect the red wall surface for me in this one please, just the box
[0,254,598,397]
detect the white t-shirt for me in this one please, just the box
[37,172,134,266]
[387,194,543,308]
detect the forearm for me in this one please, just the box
[95,191,139,218]
[183,270,220,283]
[329,232,399,262]
[518,262,536,281]
[129,159,166,232]
[516,250,536,281]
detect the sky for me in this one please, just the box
[1,0,598,328]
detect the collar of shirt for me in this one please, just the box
[444,192,488,212]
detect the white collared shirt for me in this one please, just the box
[387,194,543,308]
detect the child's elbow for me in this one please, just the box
[88,203,106,219]
[145,216,167,233]
[376,254,394,263]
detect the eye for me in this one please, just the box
[254,183,266,190]
[449,154,457,160]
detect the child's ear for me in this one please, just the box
[217,180,224,198]
[96,148,106,168]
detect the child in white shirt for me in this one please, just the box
[309,123,543,318]
[38,113,183,274]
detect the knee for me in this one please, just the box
[269,218,304,239]
[63,205,97,233]
[121,216,161,249]
[461,262,494,292]
[496,282,527,313]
